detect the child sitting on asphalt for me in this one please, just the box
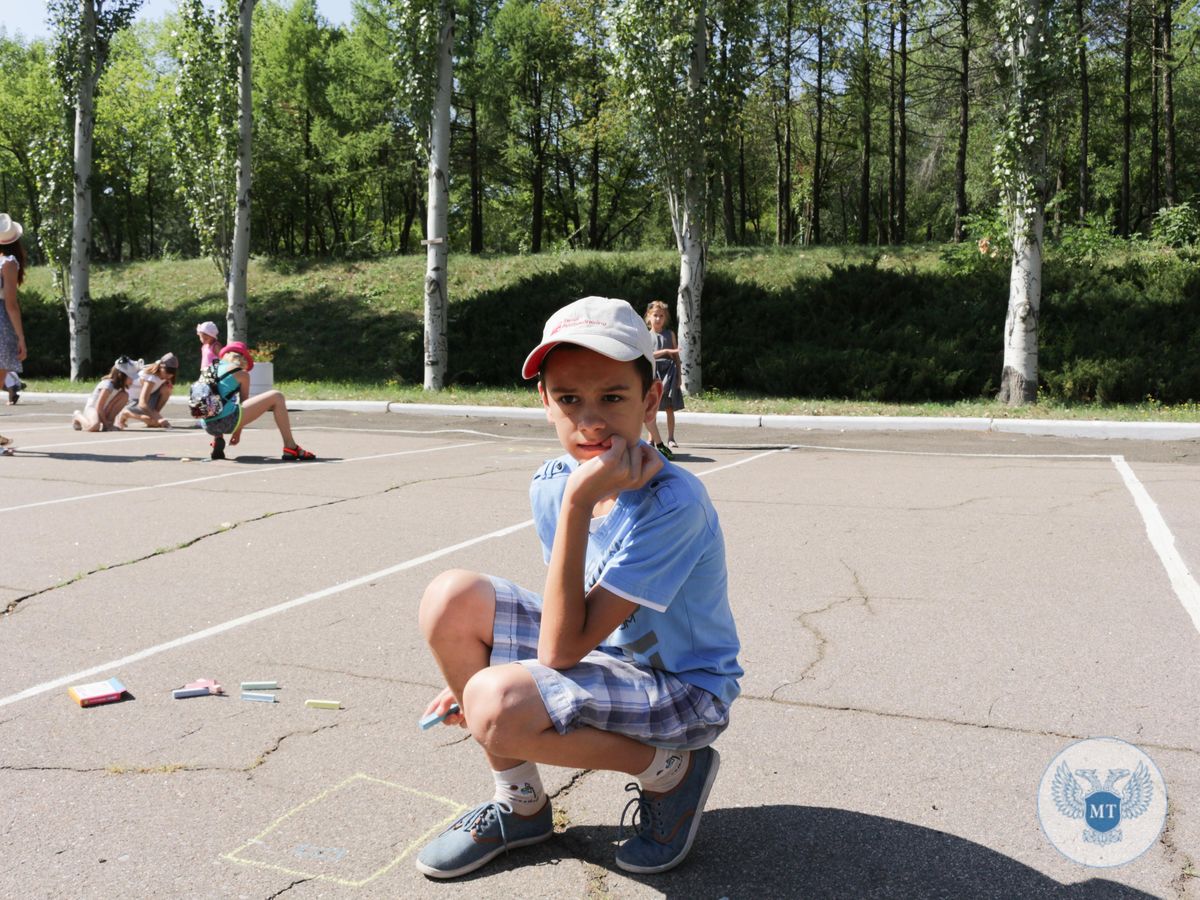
[416,295,742,879]
[72,356,140,432]
[117,353,179,428]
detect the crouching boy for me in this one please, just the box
[416,296,742,878]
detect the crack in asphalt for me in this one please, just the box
[1,467,501,620]
[247,722,341,771]
[264,662,438,690]
[1,723,343,777]
[740,692,1200,756]
[770,567,874,700]
[548,768,594,802]
[583,860,613,898]
[265,877,312,898]
[1161,798,1198,896]
[537,768,618,899]
[0,765,110,774]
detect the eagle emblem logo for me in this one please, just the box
[1052,761,1154,845]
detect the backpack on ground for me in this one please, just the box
[188,364,241,419]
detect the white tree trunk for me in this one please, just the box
[674,3,707,396]
[226,0,255,344]
[422,1,454,391]
[1000,204,1043,405]
[674,189,705,396]
[69,0,98,381]
[998,0,1046,406]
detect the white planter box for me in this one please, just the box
[249,361,274,396]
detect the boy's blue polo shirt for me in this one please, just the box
[530,452,743,705]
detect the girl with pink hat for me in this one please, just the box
[200,341,315,462]
[196,321,221,370]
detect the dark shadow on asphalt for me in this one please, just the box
[22,451,183,464]
[219,456,340,465]
[480,805,1157,898]
[669,453,715,463]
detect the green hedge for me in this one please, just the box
[16,250,1200,403]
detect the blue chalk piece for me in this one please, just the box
[173,687,211,699]
[241,691,277,703]
[419,703,460,730]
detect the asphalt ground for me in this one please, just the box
[1,399,1198,899]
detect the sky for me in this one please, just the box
[2,0,357,41]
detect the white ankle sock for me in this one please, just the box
[492,761,545,814]
[636,747,690,794]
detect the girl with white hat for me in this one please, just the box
[0,213,26,454]
[71,356,140,432]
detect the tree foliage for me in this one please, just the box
[0,0,1195,269]
[168,0,238,282]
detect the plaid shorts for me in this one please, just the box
[488,576,730,751]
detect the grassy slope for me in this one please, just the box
[16,246,1200,421]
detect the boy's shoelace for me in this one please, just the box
[452,800,513,845]
[619,782,661,840]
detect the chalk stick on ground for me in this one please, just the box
[241,691,277,703]
[240,681,278,691]
[304,699,341,710]
[172,687,213,699]
[419,703,460,730]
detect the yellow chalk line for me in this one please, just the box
[221,772,467,887]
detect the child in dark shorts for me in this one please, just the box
[416,296,742,879]
[119,353,179,428]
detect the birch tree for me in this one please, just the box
[993,0,1067,405]
[386,0,454,389]
[169,0,237,297]
[48,0,142,379]
[227,0,256,343]
[611,0,709,394]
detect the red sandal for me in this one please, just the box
[281,444,316,461]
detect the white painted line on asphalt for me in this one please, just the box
[698,446,795,476]
[310,425,546,441]
[0,440,491,514]
[0,444,784,708]
[0,518,536,709]
[787,441,1111,460]
[1112,455,1200,636]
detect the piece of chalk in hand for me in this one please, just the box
[419,703,460,730]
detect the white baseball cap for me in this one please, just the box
[522,296,655,380]
[114,356,140,381]
[196,321,219,339]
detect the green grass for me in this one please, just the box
[22,377,1200,422]
[17,243,1200,417]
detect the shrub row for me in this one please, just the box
[17,250,1200,403]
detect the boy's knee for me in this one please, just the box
[418,569,492,639]
[462,666,537,754]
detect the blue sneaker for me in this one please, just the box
[415,799,553,879]
[615,746,720,874]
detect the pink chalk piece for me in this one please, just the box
[182,678,223,695]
